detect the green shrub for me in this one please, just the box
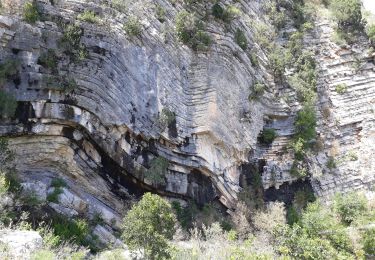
[31,249,55,260]
[172,201,194,229]
[363,228,375,256]
[145,156,169,186]
[122,193,176,259]
[222,5,241,23]
[326,157,337,169]
[286,205,300,225]
[269,47,287,79]
[156,4,166,23]
[367,24,375,44]
[0,90,17,119]
[330,0,362,30]
[335,83,348,94]
[0,172,9,195]
[0,60,19,85]
[212,3,224,19]
[51,217,90,247]
[248,82,266,100]
[77,11,99,24]
[259,128,277,145]
[176,11,211,51]
[59,24,87,62]
[249,52,259,67]
[334,192,367,225]
[294,105,316,143]
[123,17,142,37]
[158,108,176,130]
[234,28,247,50]
[111,0,127,13]
[47,187,63,203]
[50,178,67,188]
[290,160,308,178]
[23,1,40,24]
[38,49,58,71]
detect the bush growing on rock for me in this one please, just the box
[335,83,348,94]
[38,49,58,72]
[334,192,368,225]
[212,3,224,19]
[23,1,40,24]
[176,11,211,51]
[59,24,88,62]
[155,4,166,23]
[0,60,19,86]
[77,10,99,24]
[122,193,176,259]
[157,108,176,130]
[330,0,363,30]
[234,28,247,50]
[258,128,277,145]
[123,17,142,37]
[0,90,17,119]
[145,156,169,186]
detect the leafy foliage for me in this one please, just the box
[0,59,19,85]
[122,193,176,259]
[234,28,247,50]
[335,83,348,94]
[330,0,363,30]
[248,82,266,100]
[334,192,368,225]
[38,49,58,72]
[23,1,40,24]
[0,90,17,119]
[176,11,211,51]
[145,157,169,186]
[258,128,277,145]
[59,24,88,62]
[77,11,99,23]
[123,17,142,37]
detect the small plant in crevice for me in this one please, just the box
[211,3,224,19]
[59,24,88,62]
[124,17,142,37]
[43,75,78,93]
[326,157,337,170]
[248,81,266,101]
[77,10,99,24]
[290,160,308,178]
[258,128,277,145]
[38,49,58,72]
[23,1,40,24]
[157,107,176,130]
[47,187,63,203]
[0,59,19,85]
[234,28,247,50]
[335,83,348,94]
[249,52,259,67]
[155,4,166,23]
[145,156,169,186]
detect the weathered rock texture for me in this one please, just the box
[0,0,374,228]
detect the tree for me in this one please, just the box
[330,0,362,30]
[122,193,176,259]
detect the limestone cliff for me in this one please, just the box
[0,0,374,239]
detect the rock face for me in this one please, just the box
[0,230,43,259]
[0,0,374,227]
